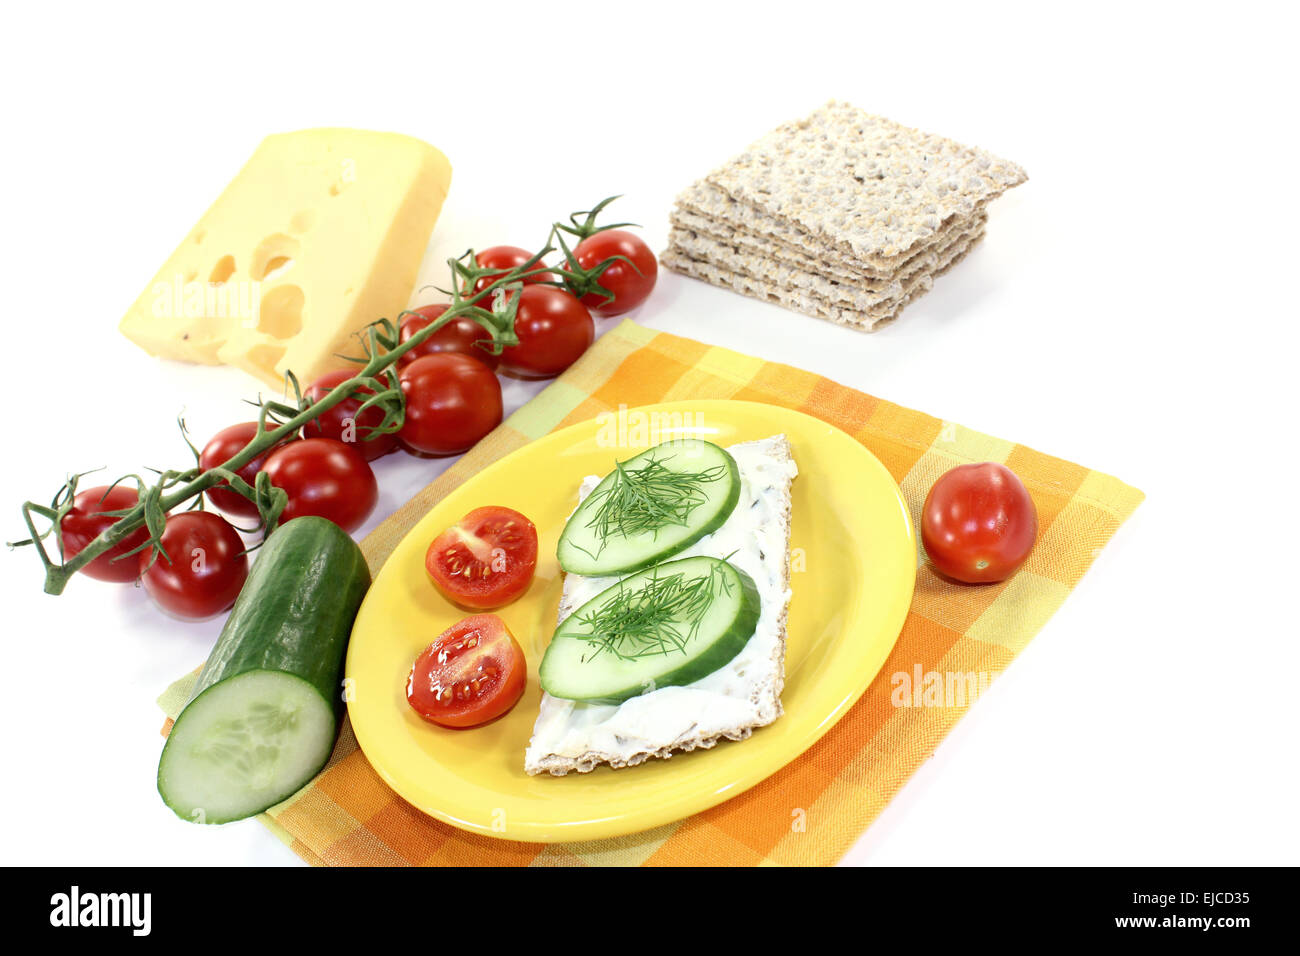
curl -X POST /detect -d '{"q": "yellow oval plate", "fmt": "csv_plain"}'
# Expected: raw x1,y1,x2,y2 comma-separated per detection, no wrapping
346,400,915,843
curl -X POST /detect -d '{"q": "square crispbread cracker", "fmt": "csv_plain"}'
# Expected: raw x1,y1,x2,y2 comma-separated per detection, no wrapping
705,100,1026,266
524,435,796,777
672,208,904,286
668,210,987,308
661,228,985,331
675,180,990,280
664,219,983,314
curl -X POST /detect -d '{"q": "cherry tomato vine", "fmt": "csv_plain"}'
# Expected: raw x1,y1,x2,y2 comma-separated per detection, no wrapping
10,197,650,596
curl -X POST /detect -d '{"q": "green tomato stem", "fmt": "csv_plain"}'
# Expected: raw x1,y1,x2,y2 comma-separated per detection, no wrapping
21,198,630,596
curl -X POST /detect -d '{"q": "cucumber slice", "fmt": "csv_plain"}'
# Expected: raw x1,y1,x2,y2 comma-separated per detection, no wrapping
540,555,761,704
157,516,370,824
157,671,338,825
557,439,740,576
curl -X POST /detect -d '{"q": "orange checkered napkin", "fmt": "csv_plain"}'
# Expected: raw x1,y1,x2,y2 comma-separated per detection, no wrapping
159,320,1142,866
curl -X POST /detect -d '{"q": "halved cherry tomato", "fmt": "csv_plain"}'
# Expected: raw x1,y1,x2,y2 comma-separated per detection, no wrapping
397,353,503,456
200,422,295,520
301,369,398,461
406,614,527,728
497,285,594,379
397,304,499,371
921,462,1038,584
262,437,378,533
472,245,552,297
573,229,658,317
425,506,538,609
139,510,248,621
60,484,153,582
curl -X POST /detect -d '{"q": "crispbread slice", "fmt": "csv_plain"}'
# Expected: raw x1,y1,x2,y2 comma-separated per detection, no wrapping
671,210,900,285
676,180,990,279
706,100,1026,265
524,435,796,776
661,228,985,331
668,210,987,309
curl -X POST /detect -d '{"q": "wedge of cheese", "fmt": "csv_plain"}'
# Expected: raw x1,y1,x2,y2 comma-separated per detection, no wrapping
119,129,451,386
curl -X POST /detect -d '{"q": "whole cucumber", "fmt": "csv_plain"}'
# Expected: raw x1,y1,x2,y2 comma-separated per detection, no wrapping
158,516,370,824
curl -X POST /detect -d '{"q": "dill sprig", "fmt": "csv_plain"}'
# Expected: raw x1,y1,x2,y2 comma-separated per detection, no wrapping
577,563,735,663
580,450,727,559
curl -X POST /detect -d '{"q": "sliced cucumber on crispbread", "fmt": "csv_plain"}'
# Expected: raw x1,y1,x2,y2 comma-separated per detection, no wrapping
557,438,740,575
540,555,760,704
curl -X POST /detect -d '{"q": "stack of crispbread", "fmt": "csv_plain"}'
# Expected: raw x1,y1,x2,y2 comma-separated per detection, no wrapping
662,102,1027,331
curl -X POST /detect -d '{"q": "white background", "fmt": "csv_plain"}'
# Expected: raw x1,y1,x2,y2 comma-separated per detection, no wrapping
1,1,1296,866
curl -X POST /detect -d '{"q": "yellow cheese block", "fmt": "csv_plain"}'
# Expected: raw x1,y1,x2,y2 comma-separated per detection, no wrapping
120,129,451,386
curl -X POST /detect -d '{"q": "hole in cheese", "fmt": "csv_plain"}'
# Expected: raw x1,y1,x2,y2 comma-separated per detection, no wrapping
261,256,294,281
258,256,292,282
252,233,301,281
209,255,236,285
257,284,304,339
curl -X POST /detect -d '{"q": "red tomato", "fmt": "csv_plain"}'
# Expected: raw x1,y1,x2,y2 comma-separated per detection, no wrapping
425,506,538,609
497,285,594,379
921,463,1038,584
262,438,378,534
574,229,658,317
200,422,295,520
397,304,499,371
406,614,527,728
139,511,248,621
301,368,398,461
397,353,502,456
472,245,552,298
60,485,152,583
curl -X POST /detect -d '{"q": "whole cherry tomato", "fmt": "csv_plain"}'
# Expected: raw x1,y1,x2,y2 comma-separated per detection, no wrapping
397,353,502,456
200,422,295,520
573,229,658,317
139,511,248,620
472,246,552,298
397,304,499,371
497,285,594,379
60,485,153,583
301,368,398,461
262,438,378,534
921,463,1038,584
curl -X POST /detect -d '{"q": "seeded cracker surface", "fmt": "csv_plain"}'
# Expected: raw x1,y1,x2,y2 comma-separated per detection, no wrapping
707,100,1026,264
668,212,987,310
675,181,990,278
663,101,1025,330
662,231,984,332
